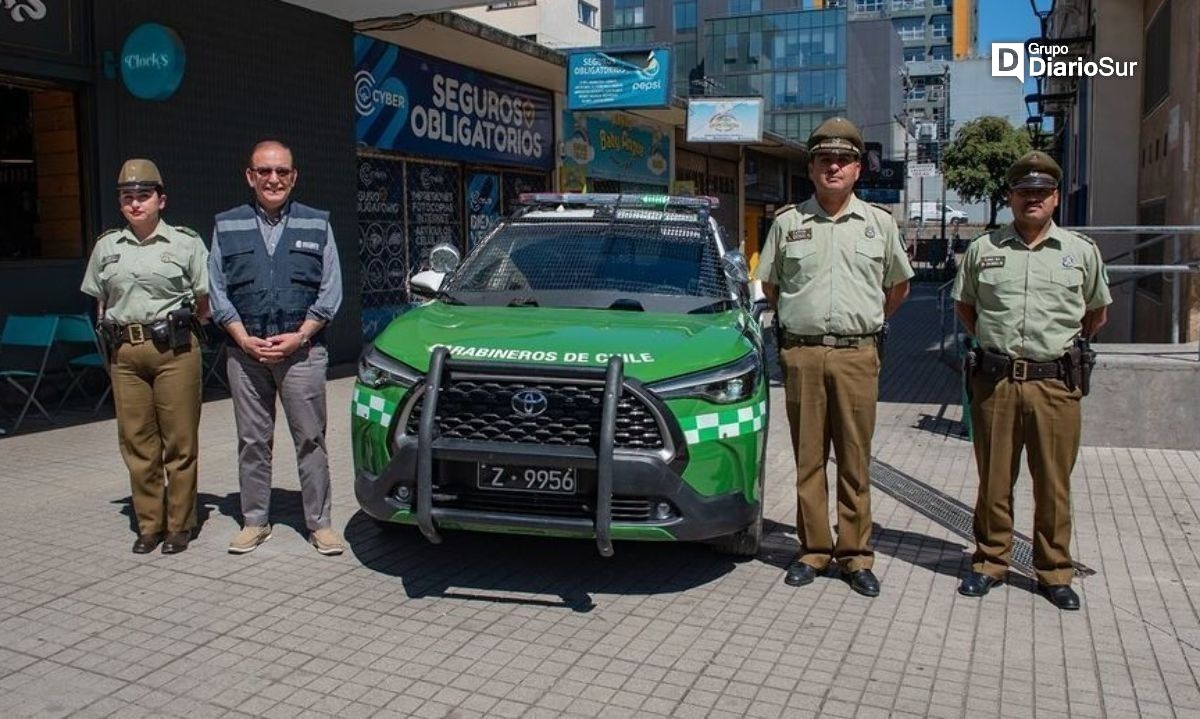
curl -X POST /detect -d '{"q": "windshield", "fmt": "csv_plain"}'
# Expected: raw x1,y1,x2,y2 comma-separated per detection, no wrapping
442,219,733,312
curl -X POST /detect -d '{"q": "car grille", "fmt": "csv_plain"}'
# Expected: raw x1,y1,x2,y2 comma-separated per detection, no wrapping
433,489,657,521
404,380,665,450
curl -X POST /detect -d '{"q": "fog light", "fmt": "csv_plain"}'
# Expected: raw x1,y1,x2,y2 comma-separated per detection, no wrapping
396,486,411,502
654,502,673,520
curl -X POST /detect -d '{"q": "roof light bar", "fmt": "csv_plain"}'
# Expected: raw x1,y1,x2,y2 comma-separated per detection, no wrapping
516,193,720,210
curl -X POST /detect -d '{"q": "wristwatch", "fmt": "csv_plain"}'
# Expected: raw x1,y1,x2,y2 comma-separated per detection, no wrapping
299,332,311,348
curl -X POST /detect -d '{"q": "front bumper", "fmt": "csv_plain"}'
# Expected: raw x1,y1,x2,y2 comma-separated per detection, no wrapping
355,349,759,554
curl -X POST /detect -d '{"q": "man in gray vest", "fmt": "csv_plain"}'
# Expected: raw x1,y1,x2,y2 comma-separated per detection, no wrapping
209,139,344,555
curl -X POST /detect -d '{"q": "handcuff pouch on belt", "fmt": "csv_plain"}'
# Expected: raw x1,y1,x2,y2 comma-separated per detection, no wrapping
165,307,194,350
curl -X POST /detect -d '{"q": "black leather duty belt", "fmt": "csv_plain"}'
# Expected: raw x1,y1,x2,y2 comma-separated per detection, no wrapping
115,320,169,346
980,351,1064,381
782,332,877,348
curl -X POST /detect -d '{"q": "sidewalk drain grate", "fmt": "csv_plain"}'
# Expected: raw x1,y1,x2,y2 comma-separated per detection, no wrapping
870,458,1094,579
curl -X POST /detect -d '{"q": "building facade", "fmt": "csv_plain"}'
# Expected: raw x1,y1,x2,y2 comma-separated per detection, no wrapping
1046,0,1199,344
455,0,602,48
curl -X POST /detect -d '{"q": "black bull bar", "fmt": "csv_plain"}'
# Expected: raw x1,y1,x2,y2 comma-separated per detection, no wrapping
415,346,625,557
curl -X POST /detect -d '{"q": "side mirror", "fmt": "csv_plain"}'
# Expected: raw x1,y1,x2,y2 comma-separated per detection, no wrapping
410,270,445,301
429,242,461,274
721,251,750,284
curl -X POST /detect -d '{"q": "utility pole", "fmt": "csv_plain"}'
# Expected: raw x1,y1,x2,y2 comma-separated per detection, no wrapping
938,62,951,260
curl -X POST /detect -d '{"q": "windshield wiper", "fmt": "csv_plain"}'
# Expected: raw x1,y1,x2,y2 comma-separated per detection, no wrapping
508,296,540,307
687,298,737,314
606,298,645,312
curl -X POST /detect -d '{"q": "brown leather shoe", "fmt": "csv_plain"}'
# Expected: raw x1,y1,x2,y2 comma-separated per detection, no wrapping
161,531,191,554
132,533,162,554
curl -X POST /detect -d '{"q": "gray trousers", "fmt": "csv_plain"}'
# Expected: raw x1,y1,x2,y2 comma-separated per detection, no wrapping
227,344,332,530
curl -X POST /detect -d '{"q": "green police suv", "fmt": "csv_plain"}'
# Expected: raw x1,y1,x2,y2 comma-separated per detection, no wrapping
352,194,767,556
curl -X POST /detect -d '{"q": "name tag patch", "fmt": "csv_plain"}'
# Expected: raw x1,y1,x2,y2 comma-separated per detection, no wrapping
787,229,812,242
980,256,1006,269
295,240,321,251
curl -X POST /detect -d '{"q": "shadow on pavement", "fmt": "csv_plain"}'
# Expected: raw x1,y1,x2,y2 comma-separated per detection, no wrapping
111,488,311,539
343,510,742,611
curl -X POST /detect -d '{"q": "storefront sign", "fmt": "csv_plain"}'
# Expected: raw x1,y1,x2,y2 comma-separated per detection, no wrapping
406,161,462,272
686,98,764,143
567,48,670,111
466,171,501,250
355,36,553,170
561,111,669,188
120,23,186,101
1,0,77,59
358,157,409,341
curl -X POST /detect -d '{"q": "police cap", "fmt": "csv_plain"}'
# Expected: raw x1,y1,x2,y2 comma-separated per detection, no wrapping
116,159,164,191
1006,151,1061,190
807,117,865,157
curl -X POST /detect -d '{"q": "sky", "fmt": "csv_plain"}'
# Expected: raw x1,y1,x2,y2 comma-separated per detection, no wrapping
977,0,1042,53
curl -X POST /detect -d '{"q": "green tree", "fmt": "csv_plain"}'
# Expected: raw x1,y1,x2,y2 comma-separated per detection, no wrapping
941,116,1032,228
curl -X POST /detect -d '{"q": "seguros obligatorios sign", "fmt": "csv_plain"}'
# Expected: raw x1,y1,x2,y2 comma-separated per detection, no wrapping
355,35,552,170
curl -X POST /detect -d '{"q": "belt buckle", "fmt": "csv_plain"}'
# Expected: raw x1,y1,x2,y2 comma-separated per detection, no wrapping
1011,358,1028,381
821,335,836,347
127,324,145,345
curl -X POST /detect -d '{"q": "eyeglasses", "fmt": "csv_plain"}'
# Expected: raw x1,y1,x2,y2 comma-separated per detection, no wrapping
250,166,295,180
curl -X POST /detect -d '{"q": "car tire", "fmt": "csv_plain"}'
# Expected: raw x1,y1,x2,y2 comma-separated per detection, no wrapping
713,463,764,557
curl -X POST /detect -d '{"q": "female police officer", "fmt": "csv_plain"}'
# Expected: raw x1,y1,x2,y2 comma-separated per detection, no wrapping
81,159,210,554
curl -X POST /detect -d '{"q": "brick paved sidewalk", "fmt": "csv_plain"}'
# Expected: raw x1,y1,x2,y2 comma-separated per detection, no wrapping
1,284,1198,718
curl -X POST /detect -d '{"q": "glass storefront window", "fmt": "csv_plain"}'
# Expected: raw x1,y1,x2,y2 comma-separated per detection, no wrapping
0,81,84,260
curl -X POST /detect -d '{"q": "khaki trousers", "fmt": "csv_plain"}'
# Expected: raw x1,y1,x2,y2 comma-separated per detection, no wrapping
110,335,202,536
780,343,879,572
969,375,1081,586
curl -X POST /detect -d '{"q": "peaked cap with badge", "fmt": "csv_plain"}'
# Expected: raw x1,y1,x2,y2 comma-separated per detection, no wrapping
807,117,865,157
117,158,164,190
1006,150,1061,190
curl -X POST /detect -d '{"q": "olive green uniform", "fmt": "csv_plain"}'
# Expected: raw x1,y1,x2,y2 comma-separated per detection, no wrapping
81,220,209,536
952,221,1111,585
755,195,914,571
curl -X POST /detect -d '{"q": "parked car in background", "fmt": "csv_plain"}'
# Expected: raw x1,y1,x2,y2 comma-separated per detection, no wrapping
908,201,968,225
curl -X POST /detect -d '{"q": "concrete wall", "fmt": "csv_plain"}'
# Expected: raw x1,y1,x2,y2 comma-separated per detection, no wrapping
1082,344,1200,450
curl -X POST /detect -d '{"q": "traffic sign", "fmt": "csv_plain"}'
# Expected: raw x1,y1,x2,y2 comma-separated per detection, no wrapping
908,162,938,178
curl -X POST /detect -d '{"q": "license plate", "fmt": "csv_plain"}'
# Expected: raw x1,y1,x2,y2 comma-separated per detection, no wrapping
477,464,578,494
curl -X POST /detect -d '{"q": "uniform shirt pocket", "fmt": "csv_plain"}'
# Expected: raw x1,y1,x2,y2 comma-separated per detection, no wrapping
782,240,819,284
978,267,1022,307
854,236,886,283
1051,268,1084,301
151,262,188,293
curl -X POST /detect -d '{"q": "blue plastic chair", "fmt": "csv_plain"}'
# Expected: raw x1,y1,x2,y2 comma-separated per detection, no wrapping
0,315,60,433
55,314,111,414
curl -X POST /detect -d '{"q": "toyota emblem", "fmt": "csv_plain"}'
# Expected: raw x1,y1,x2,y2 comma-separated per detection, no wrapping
511,389,549,418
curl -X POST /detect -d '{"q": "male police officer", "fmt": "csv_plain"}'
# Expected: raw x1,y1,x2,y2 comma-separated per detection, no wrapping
209,140,344,556
754,118,914,596
952,151,1111,610
82,159,209,554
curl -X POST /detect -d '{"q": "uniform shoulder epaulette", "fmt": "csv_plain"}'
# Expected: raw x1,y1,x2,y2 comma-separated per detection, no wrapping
173,225,201,238
773,204,797,218
868,202,893,216
1063,228,1096,245
96,228,122,241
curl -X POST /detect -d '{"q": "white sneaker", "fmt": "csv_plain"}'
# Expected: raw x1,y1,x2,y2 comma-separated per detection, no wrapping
228,525,272,554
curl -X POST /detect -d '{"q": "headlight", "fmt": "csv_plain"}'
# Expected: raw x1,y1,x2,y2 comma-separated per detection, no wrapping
357,345,422,389
649,352,761,404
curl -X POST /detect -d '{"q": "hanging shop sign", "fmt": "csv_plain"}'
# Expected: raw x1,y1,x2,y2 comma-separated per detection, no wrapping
120,23,187,101
561,111,669,188
354,35,553,170
566,47,671,111
686,98,764,143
